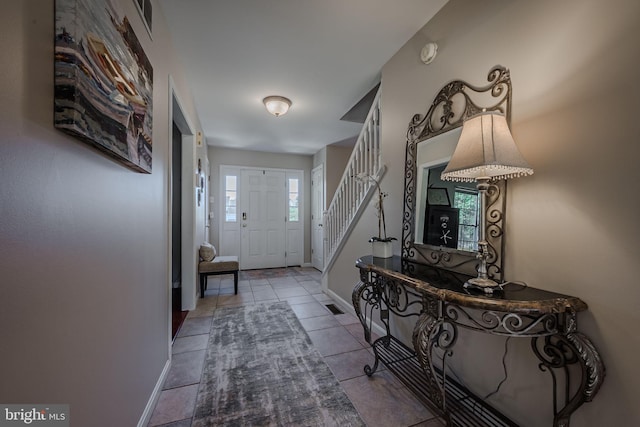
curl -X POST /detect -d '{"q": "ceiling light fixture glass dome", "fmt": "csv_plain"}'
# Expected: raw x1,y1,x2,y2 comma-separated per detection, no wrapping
263,96,292,117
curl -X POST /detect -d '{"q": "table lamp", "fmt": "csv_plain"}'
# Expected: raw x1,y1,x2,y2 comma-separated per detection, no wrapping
441,112,533,294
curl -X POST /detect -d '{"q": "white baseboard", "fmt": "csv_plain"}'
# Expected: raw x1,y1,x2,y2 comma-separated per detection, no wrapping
324,288,386,338
301,262,314,268
137,358,171,427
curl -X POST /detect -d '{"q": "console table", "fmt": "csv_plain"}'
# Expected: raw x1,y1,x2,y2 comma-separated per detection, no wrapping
353,255,604,427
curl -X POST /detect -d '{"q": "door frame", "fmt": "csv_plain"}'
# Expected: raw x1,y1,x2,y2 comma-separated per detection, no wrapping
311,164,324,271
219,165,304,269
167,76,197,346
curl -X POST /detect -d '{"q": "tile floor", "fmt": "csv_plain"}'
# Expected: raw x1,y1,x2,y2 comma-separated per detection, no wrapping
148,267,445,427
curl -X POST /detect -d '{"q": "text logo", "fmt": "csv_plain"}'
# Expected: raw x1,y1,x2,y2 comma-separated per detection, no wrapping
0,405,69,427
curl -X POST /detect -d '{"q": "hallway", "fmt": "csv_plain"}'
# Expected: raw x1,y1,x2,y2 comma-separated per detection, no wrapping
148,267,444,427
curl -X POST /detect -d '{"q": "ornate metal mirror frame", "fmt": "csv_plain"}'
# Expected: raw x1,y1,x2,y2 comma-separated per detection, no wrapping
401,65,512,280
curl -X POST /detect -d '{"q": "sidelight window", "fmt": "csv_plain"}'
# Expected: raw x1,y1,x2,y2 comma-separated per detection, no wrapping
225,175,237,222
288,178,299,222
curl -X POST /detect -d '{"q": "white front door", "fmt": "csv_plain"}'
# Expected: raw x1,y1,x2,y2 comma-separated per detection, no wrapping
311,165,324,271
240,169,286,269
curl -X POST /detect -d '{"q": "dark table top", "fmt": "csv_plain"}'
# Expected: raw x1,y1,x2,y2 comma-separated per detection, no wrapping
356,255,587,314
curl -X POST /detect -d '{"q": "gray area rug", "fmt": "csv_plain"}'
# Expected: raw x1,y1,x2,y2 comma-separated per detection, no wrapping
192,301,365,426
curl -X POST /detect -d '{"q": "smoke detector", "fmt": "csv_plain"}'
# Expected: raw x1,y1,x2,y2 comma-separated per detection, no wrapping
420,42,438,65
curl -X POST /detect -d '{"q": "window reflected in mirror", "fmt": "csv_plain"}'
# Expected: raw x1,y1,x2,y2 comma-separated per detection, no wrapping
453,187,479,251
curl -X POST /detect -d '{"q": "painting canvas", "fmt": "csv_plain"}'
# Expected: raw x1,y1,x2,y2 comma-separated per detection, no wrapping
424,206,460,248
54,0,153,173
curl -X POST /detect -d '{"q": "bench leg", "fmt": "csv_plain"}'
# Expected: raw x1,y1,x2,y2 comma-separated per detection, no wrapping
199,270,238,297
233,271,238,295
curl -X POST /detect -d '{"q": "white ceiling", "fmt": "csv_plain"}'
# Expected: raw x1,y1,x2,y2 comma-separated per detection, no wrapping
159,0,447,155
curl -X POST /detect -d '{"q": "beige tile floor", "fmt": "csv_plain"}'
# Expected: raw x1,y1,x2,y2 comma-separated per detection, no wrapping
148,267,444,427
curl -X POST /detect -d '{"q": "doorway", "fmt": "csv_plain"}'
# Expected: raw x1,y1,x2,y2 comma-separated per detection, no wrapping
167,77,199,347
219,166,304,270
171,122,187,339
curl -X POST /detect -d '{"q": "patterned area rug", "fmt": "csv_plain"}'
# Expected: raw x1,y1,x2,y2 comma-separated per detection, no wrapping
192,301,365,426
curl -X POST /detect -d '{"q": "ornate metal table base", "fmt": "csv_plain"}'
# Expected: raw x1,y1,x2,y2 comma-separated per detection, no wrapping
354,256,605,427
531,332,604,427
366,334,517,427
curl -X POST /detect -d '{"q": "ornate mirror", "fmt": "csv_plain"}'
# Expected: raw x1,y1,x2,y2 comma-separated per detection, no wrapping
401,66,512,280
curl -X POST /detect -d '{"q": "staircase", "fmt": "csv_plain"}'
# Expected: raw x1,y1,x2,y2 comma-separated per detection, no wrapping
323,88,384,272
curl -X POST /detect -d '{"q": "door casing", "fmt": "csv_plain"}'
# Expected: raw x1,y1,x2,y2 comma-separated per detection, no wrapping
311,164,324,271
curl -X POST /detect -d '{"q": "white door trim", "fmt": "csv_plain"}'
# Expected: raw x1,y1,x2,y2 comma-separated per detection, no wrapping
311,164,325,271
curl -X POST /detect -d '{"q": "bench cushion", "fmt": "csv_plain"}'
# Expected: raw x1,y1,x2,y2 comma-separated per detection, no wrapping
198,255,239,273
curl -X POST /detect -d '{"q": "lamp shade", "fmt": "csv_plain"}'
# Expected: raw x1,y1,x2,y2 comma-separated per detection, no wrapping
263,96,291,117
441,112,533,182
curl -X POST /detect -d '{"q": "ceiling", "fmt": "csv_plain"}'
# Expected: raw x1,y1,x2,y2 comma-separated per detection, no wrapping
159,0,447,155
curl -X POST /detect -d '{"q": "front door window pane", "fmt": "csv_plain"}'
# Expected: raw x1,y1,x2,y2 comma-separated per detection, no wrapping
225,176,237,222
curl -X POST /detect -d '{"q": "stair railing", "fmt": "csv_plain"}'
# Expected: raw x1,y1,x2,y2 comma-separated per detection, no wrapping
323,88,384,272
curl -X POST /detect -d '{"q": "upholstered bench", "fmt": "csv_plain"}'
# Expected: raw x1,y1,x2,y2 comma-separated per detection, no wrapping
198,243,239,298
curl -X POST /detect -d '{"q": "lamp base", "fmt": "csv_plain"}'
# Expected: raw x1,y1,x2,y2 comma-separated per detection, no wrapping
463,277,500,294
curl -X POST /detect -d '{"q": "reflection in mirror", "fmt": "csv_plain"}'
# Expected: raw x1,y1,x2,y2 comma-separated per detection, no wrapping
414,128,479,253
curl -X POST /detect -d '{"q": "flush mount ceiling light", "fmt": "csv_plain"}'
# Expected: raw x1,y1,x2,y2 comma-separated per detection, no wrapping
263,96,292,117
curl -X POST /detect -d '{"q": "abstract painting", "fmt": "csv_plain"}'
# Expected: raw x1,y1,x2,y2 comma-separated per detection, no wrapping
54,0,153,173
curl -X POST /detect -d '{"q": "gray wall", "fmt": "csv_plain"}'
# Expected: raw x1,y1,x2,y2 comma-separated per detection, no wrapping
0,2,203,426
327,0,640,425
207,146,313,264
312,145,353,212
325,145,353,207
